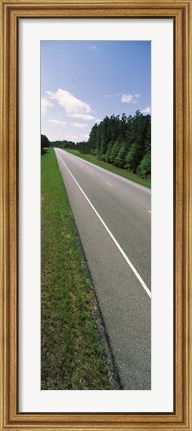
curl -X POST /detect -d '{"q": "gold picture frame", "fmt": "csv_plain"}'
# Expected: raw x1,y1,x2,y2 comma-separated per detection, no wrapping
0,0,191,429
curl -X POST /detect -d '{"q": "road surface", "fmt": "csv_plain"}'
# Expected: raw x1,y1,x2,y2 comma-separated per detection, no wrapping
55,148,151,390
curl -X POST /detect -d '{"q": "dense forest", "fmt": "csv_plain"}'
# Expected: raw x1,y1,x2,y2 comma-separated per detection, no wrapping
41,110,151,179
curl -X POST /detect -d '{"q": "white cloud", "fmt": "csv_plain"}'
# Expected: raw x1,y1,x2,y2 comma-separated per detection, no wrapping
121,93,140,104
41,97,53,115
104,93,120,98
48,119,67,126
64,134,80,141
121,94,133,103
70,122,88,128
81,133,89,141
141,106,151,114
63,132,89,143
90,45,98,50
68,113,95,121
47,89,92,116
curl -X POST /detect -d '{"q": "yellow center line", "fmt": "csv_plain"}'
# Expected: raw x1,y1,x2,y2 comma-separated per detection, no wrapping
106,181,113,188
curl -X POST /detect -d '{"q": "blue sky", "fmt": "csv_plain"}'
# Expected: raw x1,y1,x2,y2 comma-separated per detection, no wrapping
41,41,151,142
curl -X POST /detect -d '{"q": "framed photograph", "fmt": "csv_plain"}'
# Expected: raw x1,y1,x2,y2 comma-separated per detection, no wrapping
0,0,191,430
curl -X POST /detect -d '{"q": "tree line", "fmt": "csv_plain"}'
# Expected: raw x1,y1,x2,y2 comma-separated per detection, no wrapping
76,111,151,178
41,110,151,179
41,135,75,154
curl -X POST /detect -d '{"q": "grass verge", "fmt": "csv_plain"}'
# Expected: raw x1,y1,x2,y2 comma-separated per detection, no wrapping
64,149,151,188
41,148,113,389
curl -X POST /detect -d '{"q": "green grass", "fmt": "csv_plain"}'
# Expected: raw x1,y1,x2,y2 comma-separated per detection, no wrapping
64,149,151,188
41,148,113,390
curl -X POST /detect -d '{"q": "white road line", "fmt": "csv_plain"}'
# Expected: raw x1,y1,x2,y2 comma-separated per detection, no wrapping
56,150,151,299
106,181,113,188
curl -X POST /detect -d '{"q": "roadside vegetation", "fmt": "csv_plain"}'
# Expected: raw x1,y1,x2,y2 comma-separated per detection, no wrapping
41,110,151,186
41,148,113,389
76,111,151,180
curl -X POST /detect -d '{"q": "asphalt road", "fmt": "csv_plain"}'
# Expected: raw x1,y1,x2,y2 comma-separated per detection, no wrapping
55,148,151,390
